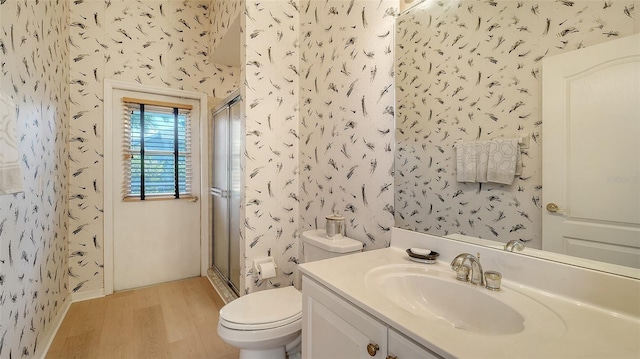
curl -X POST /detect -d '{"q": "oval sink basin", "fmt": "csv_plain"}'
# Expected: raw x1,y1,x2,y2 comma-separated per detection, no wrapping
365,264,565,336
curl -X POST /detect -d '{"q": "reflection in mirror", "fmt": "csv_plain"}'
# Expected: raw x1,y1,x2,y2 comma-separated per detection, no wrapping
394,0,640,276
542,34,640,272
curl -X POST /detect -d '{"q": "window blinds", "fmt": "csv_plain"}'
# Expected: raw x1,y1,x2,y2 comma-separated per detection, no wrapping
121,99,192,200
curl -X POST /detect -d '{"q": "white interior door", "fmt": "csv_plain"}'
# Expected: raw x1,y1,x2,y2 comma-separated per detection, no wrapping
111,89,201,291
542,34,640,269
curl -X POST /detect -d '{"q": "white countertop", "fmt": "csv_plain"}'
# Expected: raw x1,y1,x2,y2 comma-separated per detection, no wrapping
299,246,640,358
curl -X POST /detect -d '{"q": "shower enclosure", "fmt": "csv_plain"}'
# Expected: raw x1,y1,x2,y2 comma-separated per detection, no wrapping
210,90,241,295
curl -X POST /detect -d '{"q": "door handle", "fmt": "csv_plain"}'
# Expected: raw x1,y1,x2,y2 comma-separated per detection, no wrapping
546,203,565,213
210,188,229,198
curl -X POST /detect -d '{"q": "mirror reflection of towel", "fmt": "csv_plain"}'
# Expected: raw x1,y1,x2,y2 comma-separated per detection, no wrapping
455,142,477,182
455,140,491,183
474,141,490,183
456,138,522,185
487,138,520,185
0,92,24,195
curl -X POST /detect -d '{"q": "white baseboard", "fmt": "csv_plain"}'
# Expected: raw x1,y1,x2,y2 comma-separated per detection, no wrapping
71,288,105,302
35,295,72,359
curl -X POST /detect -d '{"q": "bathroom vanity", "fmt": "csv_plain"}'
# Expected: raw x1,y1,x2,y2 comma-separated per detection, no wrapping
299,228,640,359
302,276,438,358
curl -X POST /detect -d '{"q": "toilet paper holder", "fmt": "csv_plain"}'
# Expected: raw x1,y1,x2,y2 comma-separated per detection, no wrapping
253,257,277,278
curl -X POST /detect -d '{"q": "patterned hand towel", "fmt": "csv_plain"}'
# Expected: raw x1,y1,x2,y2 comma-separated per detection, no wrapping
455,142,477,182
487,138,520,185
474,140,491,183
0,92,24,195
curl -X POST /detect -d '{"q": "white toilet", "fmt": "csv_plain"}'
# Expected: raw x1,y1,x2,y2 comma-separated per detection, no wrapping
217,229,364,359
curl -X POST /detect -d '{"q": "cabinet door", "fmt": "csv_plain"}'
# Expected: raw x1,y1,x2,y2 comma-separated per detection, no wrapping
388,329,442,359
303,277,387,359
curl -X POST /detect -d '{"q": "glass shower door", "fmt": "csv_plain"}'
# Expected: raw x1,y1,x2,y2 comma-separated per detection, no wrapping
228,99,242,292
211,105,230,281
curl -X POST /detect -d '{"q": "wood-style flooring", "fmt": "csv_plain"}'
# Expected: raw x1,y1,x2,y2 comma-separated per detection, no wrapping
46,276,239,359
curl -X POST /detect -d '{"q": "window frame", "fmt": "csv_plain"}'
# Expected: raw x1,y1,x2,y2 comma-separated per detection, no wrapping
122,97,194,201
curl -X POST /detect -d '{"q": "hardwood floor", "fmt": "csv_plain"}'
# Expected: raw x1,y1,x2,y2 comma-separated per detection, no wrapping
46,277,240,359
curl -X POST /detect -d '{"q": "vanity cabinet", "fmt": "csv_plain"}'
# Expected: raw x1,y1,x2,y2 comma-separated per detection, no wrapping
387,329,439,359
302,276,442,359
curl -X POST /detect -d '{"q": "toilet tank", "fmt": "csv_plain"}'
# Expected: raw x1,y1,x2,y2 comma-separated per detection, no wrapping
301,229,364,262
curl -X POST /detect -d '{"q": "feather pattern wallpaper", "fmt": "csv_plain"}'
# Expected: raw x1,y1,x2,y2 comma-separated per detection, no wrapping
299,0,398,251
0,0,70,357
68,0,240,294
0,2,637,355
241,0,301,294
210,0,242,54
395,0,639,249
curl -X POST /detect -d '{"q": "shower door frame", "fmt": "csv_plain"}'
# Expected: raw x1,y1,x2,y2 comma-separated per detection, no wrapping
210,89,242,295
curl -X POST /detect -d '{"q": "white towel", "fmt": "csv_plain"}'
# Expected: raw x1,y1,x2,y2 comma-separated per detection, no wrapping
474,141,490,183
487,138,520,185
0,92,24,195
455,142,476,182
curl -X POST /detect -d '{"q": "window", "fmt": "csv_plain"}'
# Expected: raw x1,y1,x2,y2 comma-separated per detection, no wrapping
122,97,192,200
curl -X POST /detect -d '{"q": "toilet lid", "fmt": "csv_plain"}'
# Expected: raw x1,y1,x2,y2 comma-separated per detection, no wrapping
219,286,302,328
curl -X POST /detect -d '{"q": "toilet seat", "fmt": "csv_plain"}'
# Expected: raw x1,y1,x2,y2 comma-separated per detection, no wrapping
217,317,302,352
219,286,302,331
219,312,301,331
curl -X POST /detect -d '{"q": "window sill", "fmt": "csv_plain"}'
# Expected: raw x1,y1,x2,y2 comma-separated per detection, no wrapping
122,195,197,202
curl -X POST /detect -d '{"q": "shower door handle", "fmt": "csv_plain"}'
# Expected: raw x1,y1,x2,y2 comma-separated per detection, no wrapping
210,188,229,198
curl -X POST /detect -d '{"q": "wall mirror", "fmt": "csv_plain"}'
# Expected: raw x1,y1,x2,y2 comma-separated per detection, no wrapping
394,0,640,278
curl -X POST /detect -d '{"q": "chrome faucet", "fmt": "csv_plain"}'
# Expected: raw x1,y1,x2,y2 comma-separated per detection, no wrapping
504,240,525,252
451,253,484,286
